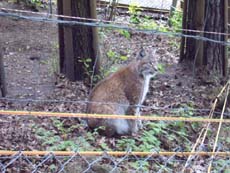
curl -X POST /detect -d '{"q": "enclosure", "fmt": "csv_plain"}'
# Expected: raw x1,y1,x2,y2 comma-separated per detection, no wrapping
0,0,230,172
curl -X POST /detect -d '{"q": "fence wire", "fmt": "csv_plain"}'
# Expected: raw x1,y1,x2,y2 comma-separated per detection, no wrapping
0,8,230,46
0,151,230,172
98,0,173,11
0,1,230,172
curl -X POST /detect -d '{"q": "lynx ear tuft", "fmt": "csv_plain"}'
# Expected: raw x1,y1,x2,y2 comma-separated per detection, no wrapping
136,47,146,61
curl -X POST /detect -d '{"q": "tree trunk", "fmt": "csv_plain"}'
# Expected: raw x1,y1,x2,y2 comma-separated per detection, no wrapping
107,0,118,21
180,0,227,77
203,0,227,76
58,0,100,81
180,0,204,64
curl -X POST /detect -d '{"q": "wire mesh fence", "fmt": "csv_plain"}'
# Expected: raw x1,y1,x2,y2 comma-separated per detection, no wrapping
0,109,230,172
0,0,230,172
0,150,230,172
98,0,173,10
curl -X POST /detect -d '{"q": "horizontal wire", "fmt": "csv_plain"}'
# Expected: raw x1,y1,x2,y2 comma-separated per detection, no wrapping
1,7,230,37
0,7,130,26
0,150,229,157
0,110,230,123
97,1,170,13
1,97,230,118
0,97,211,112
0,12,229,115
0,11,229,47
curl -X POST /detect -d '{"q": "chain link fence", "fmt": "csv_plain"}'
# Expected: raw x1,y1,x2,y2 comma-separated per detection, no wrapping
98,0,173,11
1,151,230,172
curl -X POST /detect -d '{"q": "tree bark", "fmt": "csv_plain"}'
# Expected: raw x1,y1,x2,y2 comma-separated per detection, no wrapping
203,0,226,76
180,0,227,77
58,0,100,81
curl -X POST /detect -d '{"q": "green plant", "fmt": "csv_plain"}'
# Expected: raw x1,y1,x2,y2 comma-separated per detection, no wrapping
51,118,82,135
117,29,131,39
100,49,128,78
140,121,167,151
169,121,187,137
30,0,42,5
128,2,142,24
174,103,194,117
116,138,138,151
212,159,230,173
79,58,92,73
49,140,78,151
169,40,181,49
35,127,61,147
128,2,169,32
83,127,111,151
169,11,183,31
116,122,166,152
226,137,230,144
107,50,117,59
12,0,46,9
78,57,100,83
52,118,67,134
106,50,128,62
35,125,95,151
140,19,157,29
49,164,57,172
115,117,192,152
157,63,166,74
140,18,168,32
129,160,150,172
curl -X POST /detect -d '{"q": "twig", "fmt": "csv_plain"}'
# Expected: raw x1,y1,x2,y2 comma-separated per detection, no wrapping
207,82,229,172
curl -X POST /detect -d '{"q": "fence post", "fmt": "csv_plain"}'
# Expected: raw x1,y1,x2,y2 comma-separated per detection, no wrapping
224,0,228,76
170,0,178,16
179,0,187,62
0,46,6,97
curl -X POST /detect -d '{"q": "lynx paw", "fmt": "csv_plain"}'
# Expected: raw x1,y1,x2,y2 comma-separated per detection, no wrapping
138,120,143,129
133,122,139,133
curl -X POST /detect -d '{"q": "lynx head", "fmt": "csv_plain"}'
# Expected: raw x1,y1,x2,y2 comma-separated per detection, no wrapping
136,48,158,78
138,60,158,78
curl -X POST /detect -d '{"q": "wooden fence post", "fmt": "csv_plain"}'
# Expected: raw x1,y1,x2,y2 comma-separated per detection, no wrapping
0,47,6,97
224,0,228,76
170,0,178,16
179,0,187,62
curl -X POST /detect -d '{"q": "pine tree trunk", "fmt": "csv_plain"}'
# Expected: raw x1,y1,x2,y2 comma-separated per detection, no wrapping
203,0,226,76
180,0,227,77
58,0,100,81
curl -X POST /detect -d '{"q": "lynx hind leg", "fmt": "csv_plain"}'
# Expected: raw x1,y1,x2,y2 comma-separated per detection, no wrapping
125,108,139,135
128,119,138,135
112,119,131,135
88,119,117,137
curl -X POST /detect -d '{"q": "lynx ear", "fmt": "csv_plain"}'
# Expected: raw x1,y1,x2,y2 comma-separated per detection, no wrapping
136,47,146,61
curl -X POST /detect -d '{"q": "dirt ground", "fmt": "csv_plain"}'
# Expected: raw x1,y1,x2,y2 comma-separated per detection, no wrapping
0,1,229,172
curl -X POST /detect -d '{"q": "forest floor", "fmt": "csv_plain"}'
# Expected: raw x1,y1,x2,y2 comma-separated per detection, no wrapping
0,1,229,172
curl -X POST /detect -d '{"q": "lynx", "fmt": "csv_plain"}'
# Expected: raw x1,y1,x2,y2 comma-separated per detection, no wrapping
86,55,157,137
